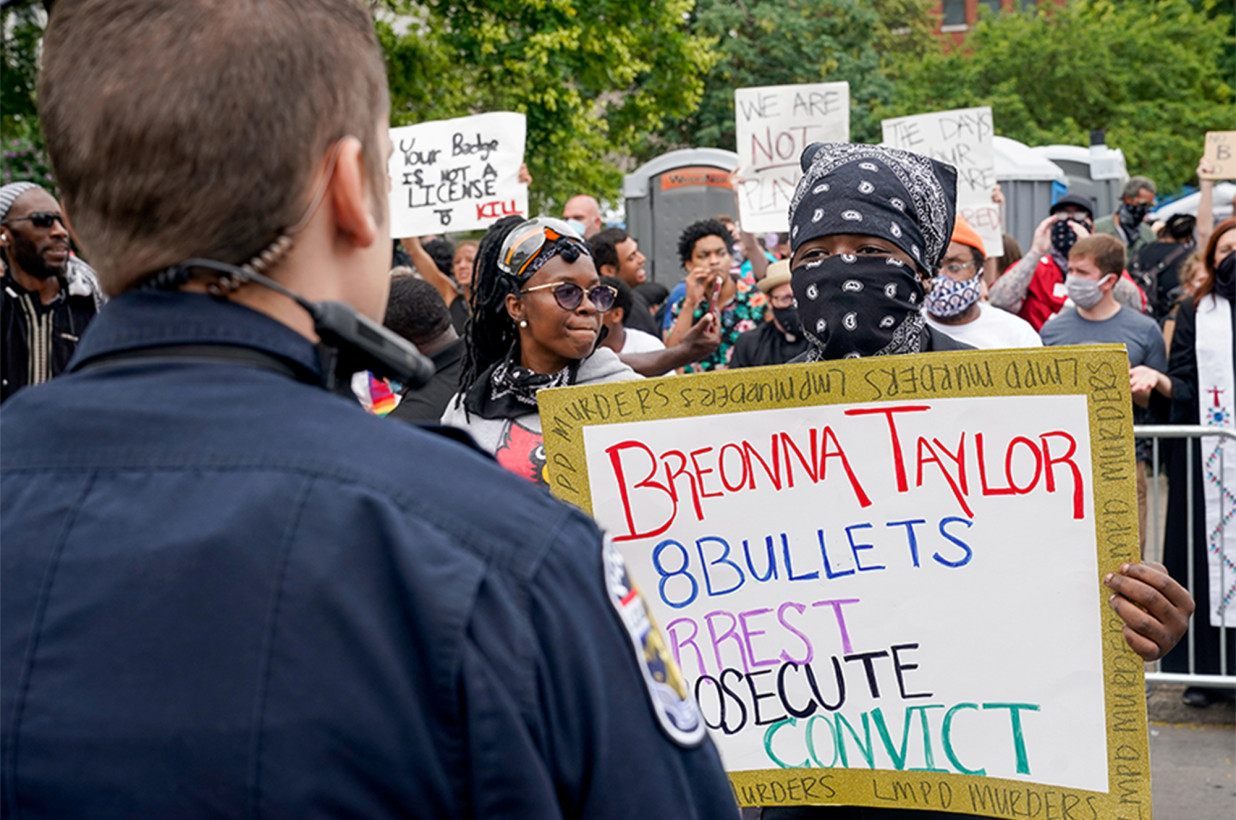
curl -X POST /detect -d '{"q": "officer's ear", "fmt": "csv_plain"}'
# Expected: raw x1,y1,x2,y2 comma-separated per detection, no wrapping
328,135,378,250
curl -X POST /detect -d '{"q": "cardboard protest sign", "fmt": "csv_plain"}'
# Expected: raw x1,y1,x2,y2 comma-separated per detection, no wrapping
1202,131,1236,180
734,83,850,234
882,107,1004,258
387,112,528,237
539,346,1150,815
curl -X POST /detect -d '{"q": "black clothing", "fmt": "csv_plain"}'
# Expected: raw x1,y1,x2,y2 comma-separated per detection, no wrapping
1154,296,1236,676
448,294,470,336
389,337,465,423
1,274,97,402
789,326,973,364
1,289,736,818
624,289,663,338
730,320,809,368
1135,241,1192,319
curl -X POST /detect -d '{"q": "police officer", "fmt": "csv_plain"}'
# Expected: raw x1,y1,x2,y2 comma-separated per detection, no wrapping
0,1,736,817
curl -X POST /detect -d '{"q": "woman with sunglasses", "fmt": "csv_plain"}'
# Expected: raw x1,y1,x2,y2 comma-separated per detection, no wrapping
442,216,636,485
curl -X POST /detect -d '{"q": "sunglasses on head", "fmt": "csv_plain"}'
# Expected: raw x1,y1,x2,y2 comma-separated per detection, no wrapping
498,217,585,280
3,212,67,230
519,281,617,312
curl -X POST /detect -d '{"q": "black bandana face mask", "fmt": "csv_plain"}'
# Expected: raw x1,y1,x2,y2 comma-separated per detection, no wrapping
772,305,803,337
1051,219,1084,259
791,254,925,359
1215,251,1236,301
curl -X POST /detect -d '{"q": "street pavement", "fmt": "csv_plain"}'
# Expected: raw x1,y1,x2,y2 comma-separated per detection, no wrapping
1148,684,1235,820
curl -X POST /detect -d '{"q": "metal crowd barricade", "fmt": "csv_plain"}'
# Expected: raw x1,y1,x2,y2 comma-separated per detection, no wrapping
1135,424,1236,689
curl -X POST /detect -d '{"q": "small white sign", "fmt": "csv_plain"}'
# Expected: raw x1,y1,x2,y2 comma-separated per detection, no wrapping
387,112,528,237
734,83,851,234
883,107,1004,257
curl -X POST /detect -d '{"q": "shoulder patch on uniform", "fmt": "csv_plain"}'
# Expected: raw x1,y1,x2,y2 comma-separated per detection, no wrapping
602,535,706,747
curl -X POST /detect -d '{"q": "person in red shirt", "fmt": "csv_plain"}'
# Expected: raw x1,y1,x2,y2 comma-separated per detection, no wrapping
990,194,1145,330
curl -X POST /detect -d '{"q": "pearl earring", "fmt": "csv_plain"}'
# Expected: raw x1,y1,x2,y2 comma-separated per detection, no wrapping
519,319,528,328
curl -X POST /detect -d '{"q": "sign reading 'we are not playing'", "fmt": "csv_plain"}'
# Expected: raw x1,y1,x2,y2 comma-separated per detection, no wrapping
733,83,850,234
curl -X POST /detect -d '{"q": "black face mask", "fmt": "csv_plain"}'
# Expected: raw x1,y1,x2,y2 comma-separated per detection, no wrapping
1215,252,1236,301
791,254,925,359
1051,219,1084,259
772,304,802,338
1122,201,1152,227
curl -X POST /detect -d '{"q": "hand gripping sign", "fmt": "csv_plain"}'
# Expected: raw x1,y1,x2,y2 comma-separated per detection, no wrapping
538,346,1151,816
387,112,528,237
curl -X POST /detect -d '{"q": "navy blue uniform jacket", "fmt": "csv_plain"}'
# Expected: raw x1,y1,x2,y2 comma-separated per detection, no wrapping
1,291,736,819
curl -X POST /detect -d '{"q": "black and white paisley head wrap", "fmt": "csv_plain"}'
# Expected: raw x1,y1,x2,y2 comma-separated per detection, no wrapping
788,142,958,275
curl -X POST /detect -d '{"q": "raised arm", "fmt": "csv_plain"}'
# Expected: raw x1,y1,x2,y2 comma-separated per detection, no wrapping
1196,158,1216,249
989,215,1055,314
621,314,719,376
404,236,459,308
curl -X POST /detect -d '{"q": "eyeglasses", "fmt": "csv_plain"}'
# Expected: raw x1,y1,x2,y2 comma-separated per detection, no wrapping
520,281,617,312
3,212,67,230
937,260,975,275
498,217,585,279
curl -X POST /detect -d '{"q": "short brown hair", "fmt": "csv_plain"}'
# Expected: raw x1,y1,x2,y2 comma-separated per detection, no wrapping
1069,234,1126,277
40,0,388,295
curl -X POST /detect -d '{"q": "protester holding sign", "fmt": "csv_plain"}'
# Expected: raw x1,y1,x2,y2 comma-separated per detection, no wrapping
1152,217,1236,707
783,142,1188,657
757,141,1195,820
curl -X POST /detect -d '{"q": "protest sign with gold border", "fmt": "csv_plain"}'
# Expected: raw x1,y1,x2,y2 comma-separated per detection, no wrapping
539,345,1151,817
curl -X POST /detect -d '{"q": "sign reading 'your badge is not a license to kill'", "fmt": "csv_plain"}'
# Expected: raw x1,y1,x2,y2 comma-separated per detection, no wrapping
539,346,1151,817
387,112,528,237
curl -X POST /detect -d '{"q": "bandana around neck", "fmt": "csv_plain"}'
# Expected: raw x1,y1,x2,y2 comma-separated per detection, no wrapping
464,347,580,420
792,254,926,360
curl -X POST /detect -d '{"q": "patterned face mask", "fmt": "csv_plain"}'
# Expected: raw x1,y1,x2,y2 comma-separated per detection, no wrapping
792,254,925,359
923,273,982,318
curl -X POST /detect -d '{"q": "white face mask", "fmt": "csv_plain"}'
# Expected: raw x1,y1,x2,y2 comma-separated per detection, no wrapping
564,218,587,237
1065,273,1113,309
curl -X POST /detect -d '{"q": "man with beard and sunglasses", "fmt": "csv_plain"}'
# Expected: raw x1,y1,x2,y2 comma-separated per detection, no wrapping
757,142,1194,820
0,182,104,402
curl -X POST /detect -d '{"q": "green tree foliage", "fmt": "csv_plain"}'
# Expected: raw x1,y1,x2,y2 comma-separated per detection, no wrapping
1,2,57,191
379,0,716,211
644,0,936,158
880,0,1234,193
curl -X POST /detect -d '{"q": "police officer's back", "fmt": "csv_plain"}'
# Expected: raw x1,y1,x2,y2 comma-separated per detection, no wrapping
0,2,736,817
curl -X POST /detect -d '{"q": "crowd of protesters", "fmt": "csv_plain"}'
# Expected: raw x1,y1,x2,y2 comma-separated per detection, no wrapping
0,1,1229,817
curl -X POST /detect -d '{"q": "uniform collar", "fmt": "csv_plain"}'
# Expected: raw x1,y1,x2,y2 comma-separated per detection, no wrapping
67,289,322,380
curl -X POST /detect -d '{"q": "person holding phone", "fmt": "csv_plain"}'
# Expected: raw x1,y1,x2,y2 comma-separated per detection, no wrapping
665,218,767,372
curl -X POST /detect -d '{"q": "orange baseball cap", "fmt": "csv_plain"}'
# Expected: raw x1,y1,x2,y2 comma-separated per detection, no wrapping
950,215,985,257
